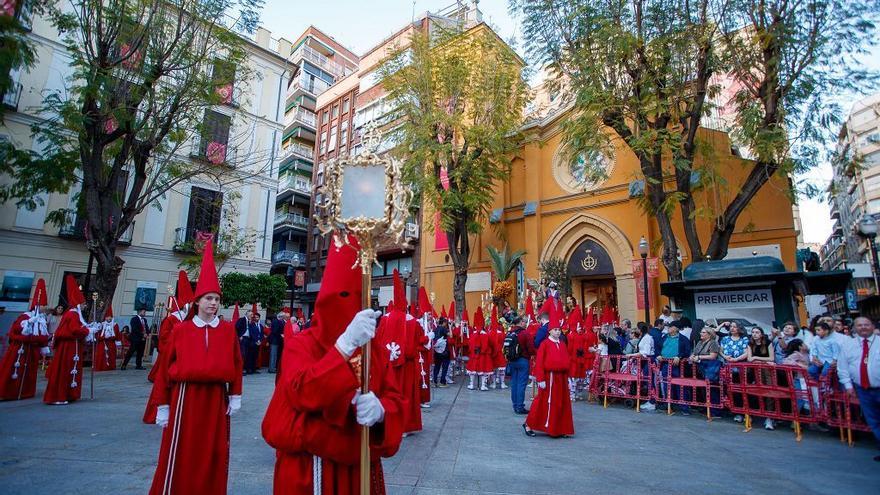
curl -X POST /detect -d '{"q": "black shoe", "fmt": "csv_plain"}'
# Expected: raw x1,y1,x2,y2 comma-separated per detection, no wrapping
522,423,536,437
268,370,276,374
514,408,529,415
120,365,126,370
135,366,145,370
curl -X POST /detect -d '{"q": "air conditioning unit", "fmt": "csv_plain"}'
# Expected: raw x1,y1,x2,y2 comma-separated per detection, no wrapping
405,222,419,239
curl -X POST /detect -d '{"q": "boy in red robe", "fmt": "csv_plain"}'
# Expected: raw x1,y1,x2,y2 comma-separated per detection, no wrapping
43,275,91,405
148,240,243,495
262,235,405,494
567,322,590,401
467,307,494,391
524,323,574,438
0,279,50,400
94,304,120,372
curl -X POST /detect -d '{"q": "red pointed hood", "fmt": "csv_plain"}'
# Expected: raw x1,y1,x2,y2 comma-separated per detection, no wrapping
473,307,485,331
193,238,221,301
440,304,448,319
251,302,259,316
176,270,194,306
551,301,564,330
461,308,470,325
296,308,304,320
418,286,433,316
386,299,395,312
584,307,595,331
65,274,85,307
104,303,114,318
409,303,419,318
232,302,240,322
311,235,363,348
448,300,456,321
525,294,535,321
490,306,501,332
537,299,553,319
567,304,583,332
393,269,407,310
30,278,47,311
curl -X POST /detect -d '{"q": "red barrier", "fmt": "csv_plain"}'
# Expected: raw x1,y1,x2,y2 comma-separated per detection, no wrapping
655,360,723,421
722,362,820,440
591,355,652,411
820,368,872,446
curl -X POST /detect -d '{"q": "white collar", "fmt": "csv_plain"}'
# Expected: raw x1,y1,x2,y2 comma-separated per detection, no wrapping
193,315,220,328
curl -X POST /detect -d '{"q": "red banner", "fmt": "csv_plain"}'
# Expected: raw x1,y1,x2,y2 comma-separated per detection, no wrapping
294,270,306,288
632,258,659,311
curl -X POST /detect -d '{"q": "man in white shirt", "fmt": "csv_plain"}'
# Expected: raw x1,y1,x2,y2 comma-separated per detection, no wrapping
658,306,674,326
837,317,880,462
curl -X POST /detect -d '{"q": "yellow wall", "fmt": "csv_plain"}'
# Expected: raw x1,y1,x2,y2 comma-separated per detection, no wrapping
419,113,799,322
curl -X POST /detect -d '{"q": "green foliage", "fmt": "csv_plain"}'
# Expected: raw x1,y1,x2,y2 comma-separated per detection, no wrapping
220,272,287,313
539,257,571,299
177,191,260,274
487,245,527,281
0,1,50,121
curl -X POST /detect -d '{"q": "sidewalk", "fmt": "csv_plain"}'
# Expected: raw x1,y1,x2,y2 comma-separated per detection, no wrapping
0,370,876,494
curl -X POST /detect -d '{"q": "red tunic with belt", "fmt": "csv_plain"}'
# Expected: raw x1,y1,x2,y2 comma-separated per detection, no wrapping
469,330,494,373
148,317,243,495
377,311,411,431
262,323,405,495
402,316,426,432
94,322,120,372
526,338,574,437
43,309,90,404
491,328,507,369
144,312,183,422
0,313,49,400
567,330,590,378
583,329,599,372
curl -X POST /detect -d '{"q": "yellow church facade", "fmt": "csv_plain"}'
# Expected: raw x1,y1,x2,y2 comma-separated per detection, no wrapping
418,109,801,324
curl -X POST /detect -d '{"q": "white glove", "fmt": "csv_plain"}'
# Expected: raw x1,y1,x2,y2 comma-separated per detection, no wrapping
434,337,447,354
353,391,385,427
156,405,169,428
336,309,381,357
227,395,241,416
40,346,50,357
537,381,547,390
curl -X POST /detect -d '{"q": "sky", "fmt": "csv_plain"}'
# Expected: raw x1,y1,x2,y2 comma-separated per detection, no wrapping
256,0,880,245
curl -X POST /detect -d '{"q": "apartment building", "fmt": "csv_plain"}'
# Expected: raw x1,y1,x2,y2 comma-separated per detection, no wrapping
0,6,292,330
272,27,358,313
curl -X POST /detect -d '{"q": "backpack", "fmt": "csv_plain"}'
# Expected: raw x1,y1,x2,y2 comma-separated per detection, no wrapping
503,330,521,362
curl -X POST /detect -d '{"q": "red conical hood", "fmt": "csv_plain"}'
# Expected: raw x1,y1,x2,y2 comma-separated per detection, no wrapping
551,301,564,330
525,294,535,320
490,306,500,332
392,269,407,309
441,304,448,319
176,270,194,306
418,286,433,316
30,278,47,310
409,303,419,318
448,300,456,321
65,274,85,307
537,299,553,318
386,299,395,312
232,302,240,322
473,307,485,331
296,308,304,320
461,308,470,324
311,235,363,348
251,302,258,315
104,303,113,318
193,238,221,301
567,304,583,332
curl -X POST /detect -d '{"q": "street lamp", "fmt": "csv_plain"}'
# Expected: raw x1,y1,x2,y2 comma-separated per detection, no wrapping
858,215,880,296
638,236,650,325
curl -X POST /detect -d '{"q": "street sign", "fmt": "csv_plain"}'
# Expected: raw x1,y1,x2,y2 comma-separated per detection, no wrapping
846,289,858,311
857,288,871,296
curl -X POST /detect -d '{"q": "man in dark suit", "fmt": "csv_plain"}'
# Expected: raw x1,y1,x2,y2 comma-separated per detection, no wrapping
122,308,148,370
236,311,263,374
268,310,287,373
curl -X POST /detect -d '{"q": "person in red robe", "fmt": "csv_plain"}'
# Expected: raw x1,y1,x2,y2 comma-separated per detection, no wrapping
43,275,92,405
0,279,50,400
524,324,574,438
490,306,508,390
467,307,494,391
459,309,471,378
148,239,243,495
149,271,193,383
94,304,120,372
376,270,419,434
415,288,434,407
567,323,590,401
262,235,405,494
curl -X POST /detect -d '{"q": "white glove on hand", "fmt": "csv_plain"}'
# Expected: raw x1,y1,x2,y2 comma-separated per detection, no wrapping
537,381,547,390
40,346,50,357
354,391,385,427
227,395,241,416
427,331,435,340
336,309,381,358
156,405,169,428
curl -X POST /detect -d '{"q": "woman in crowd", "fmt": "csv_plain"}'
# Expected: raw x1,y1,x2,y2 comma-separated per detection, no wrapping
773,322,799,365
746,326,776,430
690,327,722,417
782,338,814,416
148,239,243,495
523,323,573,438
719,322,749,422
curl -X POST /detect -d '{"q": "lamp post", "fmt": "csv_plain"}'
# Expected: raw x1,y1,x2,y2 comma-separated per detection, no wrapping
858,215,880,300
315,124,411,494
638,236,650,325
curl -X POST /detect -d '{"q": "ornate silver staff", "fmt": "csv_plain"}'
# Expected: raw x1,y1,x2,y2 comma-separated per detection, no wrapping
315,124,412,495
90,292,98,400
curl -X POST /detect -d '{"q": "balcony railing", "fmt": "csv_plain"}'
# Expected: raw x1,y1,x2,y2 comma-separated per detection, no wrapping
280,142,315,163
173,226,218,252
289,73,331,99
293,44,349,78
271,250,306,267
190,136,231,165
2,82,22,111
273,212,309,230
278,174,312,195
285,107,317,129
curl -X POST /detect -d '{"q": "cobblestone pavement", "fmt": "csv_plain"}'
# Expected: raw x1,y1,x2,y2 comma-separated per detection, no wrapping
0,368,877,494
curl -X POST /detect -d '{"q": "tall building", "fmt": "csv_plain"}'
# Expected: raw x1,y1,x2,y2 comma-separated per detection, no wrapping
272,27,358,314
0,8,291,335
306,2,483,308
819,92,880,317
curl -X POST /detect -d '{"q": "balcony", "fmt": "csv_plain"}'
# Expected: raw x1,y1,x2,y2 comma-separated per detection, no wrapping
285,107,317,131
292,44,349,79
830,202,840,220
59,215,133,245
286,73,331,105
273,212,309,231
277,174,312,203
279,141,315,165
271,249,306,267
2,82,22,111
190,136,232,166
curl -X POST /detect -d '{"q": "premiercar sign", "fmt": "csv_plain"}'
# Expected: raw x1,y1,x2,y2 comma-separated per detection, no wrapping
695,290,773,308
